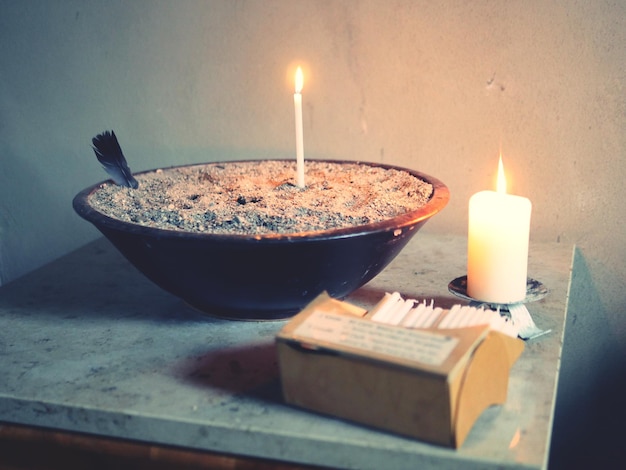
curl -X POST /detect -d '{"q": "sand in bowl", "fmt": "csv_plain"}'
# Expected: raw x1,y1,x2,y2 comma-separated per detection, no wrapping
88,160,434,236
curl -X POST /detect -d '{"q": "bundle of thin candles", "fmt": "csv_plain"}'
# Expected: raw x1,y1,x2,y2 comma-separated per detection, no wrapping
366,292,519,338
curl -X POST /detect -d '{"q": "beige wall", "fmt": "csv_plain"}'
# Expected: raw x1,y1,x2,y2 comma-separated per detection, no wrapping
1,1,624,465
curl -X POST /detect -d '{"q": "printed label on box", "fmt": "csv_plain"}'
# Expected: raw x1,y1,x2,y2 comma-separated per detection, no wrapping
293,310,459,367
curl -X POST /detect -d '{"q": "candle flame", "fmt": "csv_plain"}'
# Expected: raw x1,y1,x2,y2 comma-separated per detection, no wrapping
496,154,507,194
295,67,303,94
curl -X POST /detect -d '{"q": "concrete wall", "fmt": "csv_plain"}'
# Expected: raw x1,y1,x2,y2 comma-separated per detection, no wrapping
1,1,624,466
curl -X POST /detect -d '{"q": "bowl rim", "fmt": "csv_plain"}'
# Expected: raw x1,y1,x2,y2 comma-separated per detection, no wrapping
73,159,450,243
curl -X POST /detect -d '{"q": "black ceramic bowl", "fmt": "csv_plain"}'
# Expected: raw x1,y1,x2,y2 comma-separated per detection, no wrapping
73,160,449,320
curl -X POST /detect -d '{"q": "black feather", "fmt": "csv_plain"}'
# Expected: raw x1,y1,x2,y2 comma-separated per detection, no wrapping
91,130,139,188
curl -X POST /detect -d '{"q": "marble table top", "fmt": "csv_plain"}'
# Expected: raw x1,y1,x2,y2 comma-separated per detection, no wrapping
0,232,572,469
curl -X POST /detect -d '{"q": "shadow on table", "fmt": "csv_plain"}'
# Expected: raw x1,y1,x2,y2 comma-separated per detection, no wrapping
176,341,284,404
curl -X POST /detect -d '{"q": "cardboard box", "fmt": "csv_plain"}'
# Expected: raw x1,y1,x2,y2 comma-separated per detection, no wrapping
276,293,524,448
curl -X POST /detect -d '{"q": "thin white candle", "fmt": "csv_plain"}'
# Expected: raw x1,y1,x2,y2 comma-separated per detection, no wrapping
438,304,461,329
424,307,443,328
467,156,532,304
411,301,430,328
294,67,305,188
387,299,415,325
400,301,425,327
456,306,477,327
370,291,402,323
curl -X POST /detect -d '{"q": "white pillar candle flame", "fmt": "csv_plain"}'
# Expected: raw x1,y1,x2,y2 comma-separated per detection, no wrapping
467,155,532,304
496,155,506,193
294,67,305,188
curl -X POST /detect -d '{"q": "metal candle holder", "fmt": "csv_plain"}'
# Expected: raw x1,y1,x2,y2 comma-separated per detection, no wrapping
447,276,550,340
448,276,548,310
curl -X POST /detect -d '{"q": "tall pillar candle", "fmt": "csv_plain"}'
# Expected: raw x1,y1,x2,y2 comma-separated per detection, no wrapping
467,159,532,304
